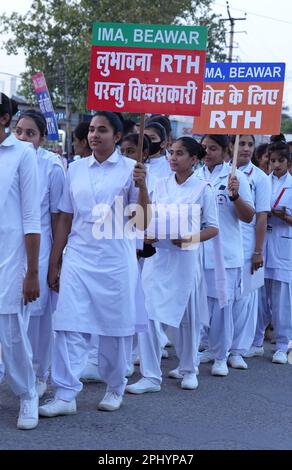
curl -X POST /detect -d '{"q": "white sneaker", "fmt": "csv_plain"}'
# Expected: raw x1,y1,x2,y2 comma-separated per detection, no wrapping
165,339,172,348
133,356,140,366
125,363,135,378
80,363,103,383
126,378,161,394
199,350,214,364
211,360,229,376
97,391,123,411
242,346,264,358
181,373,198,390
228,355,248,369
272,350,288,364
168,367,183,379
36,379,47,398
39,398,77,417
17,394,39,430
161,348,169,358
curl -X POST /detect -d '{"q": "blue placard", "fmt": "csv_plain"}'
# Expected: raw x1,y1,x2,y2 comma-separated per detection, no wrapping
205,62,286,82
35,89,59,141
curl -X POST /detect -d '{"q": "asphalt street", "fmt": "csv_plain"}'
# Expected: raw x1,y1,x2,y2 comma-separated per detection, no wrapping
0,341,291,450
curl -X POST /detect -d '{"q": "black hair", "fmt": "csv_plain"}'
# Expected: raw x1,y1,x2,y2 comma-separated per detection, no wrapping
200,134,230,150
74,121,90,141
123,119,137,135
270,133,286,143
230,134,255,144
16,109,47,137
91,111,123,135
268,141,291,161
121,132,150,152
0,92,18,126
145,121,167,142
175,136,206,160
147,115,172,137
255,143,269,159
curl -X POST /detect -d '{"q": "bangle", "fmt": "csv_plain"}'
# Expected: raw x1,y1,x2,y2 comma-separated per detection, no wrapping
228,193,239,202
253,251,262,255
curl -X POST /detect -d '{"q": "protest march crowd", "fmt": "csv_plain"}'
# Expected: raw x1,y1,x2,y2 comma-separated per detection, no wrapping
0,21,291,433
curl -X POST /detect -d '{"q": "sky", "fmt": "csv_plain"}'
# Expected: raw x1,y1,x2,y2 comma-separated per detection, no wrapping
1,0,292,112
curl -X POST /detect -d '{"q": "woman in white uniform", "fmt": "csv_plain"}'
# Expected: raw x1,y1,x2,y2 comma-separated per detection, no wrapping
14,110,65,398
126,137,218,394
39,111,149,417
250,141,292,363
0,93,41,429
229,135,271,366
197,135,255,376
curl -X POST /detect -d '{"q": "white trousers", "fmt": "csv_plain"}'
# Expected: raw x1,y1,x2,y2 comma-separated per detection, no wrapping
206,298,234,360
253,282,272,347
85,334,100,367
231,289,258,355
0,313,35,398
256,279,292,351
168,297,201,374
51,331,132,401
27,305,53,382
138,320,162,384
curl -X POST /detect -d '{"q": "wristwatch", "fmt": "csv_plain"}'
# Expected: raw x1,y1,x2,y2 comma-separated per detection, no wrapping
228,193,239,202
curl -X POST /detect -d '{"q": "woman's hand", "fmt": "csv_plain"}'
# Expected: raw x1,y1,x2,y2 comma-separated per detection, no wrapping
228,174,240,197
251,253,264,274
48,263,60,293
23,271,40,305
133,162,147,189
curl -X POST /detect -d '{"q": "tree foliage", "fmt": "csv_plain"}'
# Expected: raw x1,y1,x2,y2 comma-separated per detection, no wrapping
0,0,226,111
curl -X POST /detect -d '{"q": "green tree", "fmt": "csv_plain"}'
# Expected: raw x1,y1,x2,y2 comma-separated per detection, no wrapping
281,106,292,134
0,0,226,111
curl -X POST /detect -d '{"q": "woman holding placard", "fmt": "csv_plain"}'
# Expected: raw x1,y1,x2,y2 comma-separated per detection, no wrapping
197,134,255,376
39,111,149,416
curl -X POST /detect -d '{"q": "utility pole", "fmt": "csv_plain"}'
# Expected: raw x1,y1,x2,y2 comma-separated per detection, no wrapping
221,1,246,62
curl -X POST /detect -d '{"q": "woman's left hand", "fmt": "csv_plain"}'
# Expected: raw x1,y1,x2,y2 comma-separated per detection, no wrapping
133,162,147,189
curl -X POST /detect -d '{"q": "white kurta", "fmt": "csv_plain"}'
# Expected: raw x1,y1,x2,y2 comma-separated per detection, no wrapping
238,161,271,295
142,172,218,328
27,148,65,316
0,134,40,314
198,162,254,273
265,172,292,282
145,154,172,199
53,151,141,336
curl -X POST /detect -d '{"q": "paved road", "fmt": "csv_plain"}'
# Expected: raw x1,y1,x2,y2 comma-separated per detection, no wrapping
0,341,291,450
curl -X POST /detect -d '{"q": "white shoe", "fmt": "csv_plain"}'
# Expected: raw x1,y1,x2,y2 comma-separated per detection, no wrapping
242,346,264,358
80,363,103,383
168,367,183,379
97,392,123,411
125,363,135,378
228,355,248,369
211,360,229,376
36,379,47,398
126,378,161,394
168,367,199,379
199,350,214,364
39,398,77,417
161,348,169,358
165,339,172,348
17,394,39,430
272,350,288,364
181,373,198,390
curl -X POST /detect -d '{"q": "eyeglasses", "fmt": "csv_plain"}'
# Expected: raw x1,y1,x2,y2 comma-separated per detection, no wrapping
15,127,38,138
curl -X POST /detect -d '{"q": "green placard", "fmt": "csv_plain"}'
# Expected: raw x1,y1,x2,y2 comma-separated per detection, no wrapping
92,22,207,50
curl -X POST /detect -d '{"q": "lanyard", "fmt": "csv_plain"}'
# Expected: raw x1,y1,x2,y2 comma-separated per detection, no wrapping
273,187,286,209
246,167,254,177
